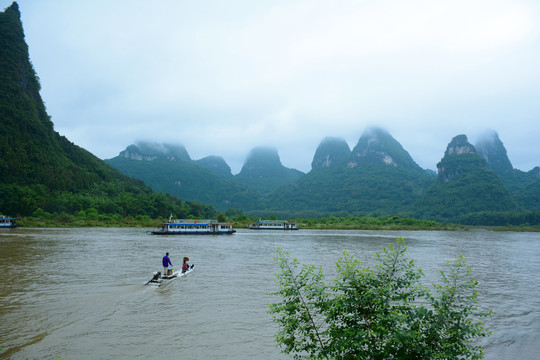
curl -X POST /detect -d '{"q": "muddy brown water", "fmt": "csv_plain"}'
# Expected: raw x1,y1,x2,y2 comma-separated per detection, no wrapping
1,228,539,359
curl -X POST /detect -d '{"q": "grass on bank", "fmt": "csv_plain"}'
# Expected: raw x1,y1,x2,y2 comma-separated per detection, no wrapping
14,211,540,231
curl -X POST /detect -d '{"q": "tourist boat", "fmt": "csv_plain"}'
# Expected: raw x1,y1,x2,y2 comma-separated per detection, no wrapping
150,217,236,235
248,219,299,230
0,215,19,228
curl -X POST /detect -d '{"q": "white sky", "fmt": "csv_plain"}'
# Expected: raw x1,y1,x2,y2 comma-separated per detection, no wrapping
4,0,540,174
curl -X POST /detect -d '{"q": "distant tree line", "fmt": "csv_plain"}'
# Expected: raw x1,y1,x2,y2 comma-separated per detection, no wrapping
0,182,215,220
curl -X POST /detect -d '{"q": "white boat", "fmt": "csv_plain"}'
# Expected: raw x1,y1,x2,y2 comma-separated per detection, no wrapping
248,219,299,230
0,215,19,228
150,217,236,235
146,266,194,286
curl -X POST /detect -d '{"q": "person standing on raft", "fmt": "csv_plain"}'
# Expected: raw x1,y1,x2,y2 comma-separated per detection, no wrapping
163,252,173,275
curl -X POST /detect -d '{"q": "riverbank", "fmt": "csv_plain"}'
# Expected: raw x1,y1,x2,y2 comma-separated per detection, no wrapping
13,214,540,232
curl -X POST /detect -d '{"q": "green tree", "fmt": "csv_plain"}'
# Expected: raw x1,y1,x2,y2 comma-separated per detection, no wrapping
268,238,491,359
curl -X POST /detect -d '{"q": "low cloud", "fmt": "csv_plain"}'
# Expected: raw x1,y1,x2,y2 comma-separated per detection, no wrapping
5,0,539,174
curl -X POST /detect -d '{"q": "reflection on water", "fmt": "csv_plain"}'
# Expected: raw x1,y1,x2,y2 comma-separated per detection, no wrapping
0,228,539,359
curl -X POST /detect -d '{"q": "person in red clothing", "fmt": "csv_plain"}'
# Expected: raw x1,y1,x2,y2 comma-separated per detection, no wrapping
182,256,192,273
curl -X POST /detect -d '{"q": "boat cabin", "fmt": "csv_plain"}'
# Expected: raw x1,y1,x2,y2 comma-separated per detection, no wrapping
249,219,299,230
0,215,19,228
152,219,236,235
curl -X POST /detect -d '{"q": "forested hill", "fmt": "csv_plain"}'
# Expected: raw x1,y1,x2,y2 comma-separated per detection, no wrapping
105,143,304,211
263,129,436,218
261,130,538,224
0,3,214,219
415,135,518,223
231,146,304,194
106,128,539,225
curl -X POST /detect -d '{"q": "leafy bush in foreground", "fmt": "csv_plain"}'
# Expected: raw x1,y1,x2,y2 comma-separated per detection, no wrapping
268,238,491,359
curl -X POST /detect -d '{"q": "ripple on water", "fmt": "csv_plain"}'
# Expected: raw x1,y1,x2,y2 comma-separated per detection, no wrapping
0,228,538,359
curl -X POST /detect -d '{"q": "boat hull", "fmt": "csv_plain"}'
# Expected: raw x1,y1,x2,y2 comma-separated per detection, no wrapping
248,227,299,230
146,267,194,286
150,230,235,235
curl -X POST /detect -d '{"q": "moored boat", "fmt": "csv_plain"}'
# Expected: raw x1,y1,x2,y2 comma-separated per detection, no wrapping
248,219,299,230
150,218,236,235
0,215,19,228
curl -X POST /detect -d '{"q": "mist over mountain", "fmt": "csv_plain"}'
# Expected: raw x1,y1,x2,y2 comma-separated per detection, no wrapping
194,156,233,179
475,130,514,178
415,135,517,222
106,144,304,210
474,130,540,204
119,142,191,162
311,137,351,170
261,128,436,217
232,147,304,194
106,142,263,211
349,127,425,172
107,127,539,224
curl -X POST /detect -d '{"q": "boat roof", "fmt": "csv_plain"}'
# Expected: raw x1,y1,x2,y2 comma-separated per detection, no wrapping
164,219,233,225
255,220,296,224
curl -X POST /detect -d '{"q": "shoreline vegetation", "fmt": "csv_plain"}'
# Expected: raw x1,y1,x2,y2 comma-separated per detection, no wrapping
14,213,540,232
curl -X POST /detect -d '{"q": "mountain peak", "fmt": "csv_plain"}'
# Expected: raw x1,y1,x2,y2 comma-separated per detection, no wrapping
118,142,191,162
349,127,422,171
311,137,351,170
474,130,514,178
241,146,282,171
437,135,487,183
3,2,20,17
235,146,303,194
444,134,476,157
195,155,232,179
0,2,68,187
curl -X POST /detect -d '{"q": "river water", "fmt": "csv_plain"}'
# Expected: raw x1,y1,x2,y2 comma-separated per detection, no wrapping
0,228,539,359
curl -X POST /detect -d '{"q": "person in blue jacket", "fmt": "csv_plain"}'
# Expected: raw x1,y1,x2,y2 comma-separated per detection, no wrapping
163,252,173,275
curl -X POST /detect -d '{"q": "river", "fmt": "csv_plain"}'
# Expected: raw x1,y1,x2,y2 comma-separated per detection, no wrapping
0,228,539,359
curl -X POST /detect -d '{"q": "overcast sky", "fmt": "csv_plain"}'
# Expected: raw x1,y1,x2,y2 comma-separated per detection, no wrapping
4,0,540,174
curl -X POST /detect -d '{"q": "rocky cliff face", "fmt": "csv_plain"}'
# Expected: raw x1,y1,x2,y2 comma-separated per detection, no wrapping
118,142,191,162
437,135,487,183
349,127,423,171
443,134,476,157
417,134,517,220
311,137,351,170
119,145,150,160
